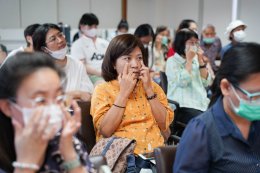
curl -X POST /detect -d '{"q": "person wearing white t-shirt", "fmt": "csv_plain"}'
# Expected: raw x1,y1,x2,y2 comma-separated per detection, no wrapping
33,23,93,101
71,13,109,85
7,24,40,58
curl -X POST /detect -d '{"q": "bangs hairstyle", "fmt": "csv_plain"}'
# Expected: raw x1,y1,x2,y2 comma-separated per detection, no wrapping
33,23,61,52
134,24,154,38
79,13,99,28
102,34,146,82
173,29,198,56
177,19,196,31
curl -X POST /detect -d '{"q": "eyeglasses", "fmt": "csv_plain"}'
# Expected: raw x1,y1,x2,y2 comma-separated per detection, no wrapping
233,84,260,102
9,94,72,108
46,32,65,45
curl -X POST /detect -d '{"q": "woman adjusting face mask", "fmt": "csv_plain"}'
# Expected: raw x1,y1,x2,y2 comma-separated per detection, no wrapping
10,95,66,134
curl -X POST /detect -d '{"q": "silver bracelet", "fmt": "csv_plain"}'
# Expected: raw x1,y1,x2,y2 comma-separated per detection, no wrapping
12,161,40,171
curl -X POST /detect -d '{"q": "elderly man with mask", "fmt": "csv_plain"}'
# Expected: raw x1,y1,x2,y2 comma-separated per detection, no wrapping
221,20,247,59
200,24,222,74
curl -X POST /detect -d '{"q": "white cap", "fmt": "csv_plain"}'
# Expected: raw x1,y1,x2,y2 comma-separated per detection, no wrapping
225,20,247,38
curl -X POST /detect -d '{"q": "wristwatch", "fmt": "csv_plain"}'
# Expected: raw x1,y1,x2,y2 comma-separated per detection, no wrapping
199,64,207,69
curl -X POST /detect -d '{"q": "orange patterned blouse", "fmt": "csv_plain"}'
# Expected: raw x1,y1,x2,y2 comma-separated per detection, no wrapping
90,80,174,154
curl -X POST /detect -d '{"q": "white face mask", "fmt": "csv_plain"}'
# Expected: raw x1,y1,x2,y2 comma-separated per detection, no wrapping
185,45,198,53
117,31,126,35
45,46,68,60
13,104,64,135
83,28,97,38
143,44,149,48
233,30,246,42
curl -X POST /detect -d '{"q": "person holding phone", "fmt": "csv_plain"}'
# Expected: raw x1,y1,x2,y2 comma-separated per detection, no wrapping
91,34,174,155
166,29,212,127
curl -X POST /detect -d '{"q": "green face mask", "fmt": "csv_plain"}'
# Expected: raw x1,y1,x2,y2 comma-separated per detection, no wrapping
203,37,215,44
230,85,260,121
161,36,168,46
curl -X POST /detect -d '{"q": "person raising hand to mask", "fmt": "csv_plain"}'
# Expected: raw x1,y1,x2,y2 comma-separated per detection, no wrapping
91,34,174,156
0,52,93,173
166,29,212,134
117,62,138,99
185,38,208,79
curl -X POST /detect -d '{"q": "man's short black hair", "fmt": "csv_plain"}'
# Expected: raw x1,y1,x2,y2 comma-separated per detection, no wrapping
24,23,41,47
79,13,99,28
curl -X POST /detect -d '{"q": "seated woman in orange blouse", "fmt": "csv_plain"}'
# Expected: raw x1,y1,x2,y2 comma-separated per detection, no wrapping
91,34,174,154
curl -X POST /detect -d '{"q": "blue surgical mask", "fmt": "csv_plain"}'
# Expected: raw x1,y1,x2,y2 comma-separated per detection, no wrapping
229,85,260,121
203,37,215,44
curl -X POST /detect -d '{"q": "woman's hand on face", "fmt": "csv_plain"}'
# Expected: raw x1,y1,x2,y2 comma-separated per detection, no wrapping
197,47,205,61
118,63,137,98
139,61,153,94
59,100,81,160
185,45,196,62
59,100,81,161
12,107,56,167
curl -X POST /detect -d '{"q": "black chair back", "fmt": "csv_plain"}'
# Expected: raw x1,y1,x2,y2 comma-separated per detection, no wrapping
160,71,168,94
154,146,177,173
77,101,96,153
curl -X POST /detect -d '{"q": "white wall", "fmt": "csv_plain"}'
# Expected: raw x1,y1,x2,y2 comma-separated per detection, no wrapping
240,0,260,43
202,0,233,45
0,0,259,50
